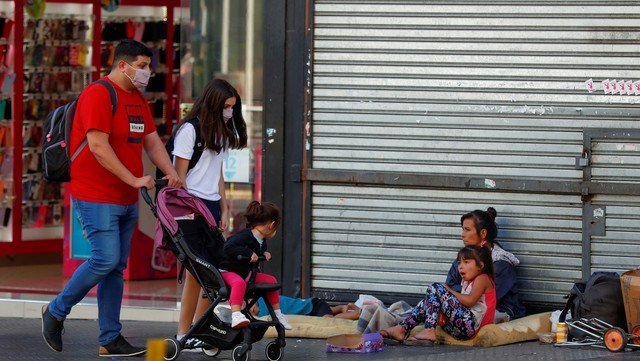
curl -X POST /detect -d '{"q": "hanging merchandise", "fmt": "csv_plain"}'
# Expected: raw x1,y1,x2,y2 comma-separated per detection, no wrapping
25,0,46,20
101,0,120,12
18,8,93,234
1,1,180,259
100,14,173,137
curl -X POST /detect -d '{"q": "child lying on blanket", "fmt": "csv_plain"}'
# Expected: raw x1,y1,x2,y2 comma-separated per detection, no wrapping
251,296,361,320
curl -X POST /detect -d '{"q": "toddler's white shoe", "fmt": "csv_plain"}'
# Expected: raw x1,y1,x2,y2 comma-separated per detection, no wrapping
275,313,293,330
231,312,250,329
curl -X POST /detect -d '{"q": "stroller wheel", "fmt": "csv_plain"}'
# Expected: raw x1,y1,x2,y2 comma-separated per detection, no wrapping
232,344,250,361
164,338,181,361
631,325,640,346
265,341,283,361
604,327,627,352
202,346,221,357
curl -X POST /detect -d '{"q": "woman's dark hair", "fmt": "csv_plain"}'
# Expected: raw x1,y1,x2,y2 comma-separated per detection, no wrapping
244,201,281,229
457,245,495,281
113,39,153,66
460,207,498,245
183,78,248,153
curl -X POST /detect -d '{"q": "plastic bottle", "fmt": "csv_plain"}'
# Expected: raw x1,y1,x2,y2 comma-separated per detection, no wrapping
556,322,568,343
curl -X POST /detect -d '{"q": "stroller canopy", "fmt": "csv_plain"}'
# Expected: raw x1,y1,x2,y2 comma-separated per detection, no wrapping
154,187,218,248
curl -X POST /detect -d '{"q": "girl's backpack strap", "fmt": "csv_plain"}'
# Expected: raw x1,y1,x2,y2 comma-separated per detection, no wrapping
184,117,204,170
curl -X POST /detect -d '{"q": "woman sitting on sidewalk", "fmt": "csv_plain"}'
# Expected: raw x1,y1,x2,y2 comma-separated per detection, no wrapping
446,207,525,321
357,207,525,335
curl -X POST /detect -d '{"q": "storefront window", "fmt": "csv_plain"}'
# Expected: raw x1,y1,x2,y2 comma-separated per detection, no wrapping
178,0,263,234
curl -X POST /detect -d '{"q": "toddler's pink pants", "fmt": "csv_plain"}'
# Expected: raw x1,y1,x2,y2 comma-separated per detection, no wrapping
221,271,279,306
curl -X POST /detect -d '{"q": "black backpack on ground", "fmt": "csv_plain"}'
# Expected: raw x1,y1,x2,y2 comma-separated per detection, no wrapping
42,79,118,182
155,117,204,180
559,272,627,336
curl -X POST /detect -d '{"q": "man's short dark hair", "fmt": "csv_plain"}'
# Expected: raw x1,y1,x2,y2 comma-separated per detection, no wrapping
112,39,153,68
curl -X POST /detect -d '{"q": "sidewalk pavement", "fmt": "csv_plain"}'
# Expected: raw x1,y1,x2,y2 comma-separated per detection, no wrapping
2,317,639,361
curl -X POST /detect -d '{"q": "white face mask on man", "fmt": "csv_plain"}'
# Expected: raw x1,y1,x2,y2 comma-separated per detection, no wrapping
124,63,151,89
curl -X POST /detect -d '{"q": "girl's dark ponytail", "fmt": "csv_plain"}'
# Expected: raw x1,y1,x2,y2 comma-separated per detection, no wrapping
486,207,497,221
244,201,281,229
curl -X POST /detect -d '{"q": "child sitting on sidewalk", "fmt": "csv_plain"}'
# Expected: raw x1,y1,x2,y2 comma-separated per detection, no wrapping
380,245,496,345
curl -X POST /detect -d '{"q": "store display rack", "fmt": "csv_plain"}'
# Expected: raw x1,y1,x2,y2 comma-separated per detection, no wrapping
0,2,15,248
0,0,180,256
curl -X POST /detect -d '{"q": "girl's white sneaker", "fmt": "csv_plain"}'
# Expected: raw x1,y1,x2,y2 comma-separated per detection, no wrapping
231,312,250,329
275,313,293,330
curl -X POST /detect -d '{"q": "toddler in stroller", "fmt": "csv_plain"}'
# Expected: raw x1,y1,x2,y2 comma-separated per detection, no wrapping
144,185,286,361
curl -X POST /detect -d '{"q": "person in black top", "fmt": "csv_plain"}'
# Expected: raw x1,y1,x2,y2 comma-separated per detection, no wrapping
221,201,292,330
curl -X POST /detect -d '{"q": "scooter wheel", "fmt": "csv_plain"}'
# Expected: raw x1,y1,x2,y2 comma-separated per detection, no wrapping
631,325,640,346
164,338,180,361
232,344,250,361
265,341,283,361
604,327,627,352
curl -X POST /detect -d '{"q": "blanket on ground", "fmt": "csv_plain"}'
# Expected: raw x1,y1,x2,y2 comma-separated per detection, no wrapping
263,315,355,339
356,301,412,334
262,312,551,347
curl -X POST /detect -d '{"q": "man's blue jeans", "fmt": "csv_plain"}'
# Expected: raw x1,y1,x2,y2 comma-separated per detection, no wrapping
49,198,138,345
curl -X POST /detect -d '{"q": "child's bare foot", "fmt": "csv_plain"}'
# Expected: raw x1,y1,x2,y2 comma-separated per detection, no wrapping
334,310,360,320
407,328,436,342
379,325,406,342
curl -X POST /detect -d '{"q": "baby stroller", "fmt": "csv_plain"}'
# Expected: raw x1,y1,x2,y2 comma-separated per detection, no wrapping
142,184,286,361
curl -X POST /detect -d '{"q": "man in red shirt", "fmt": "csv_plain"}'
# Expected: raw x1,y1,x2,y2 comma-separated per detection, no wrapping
41,40,180,357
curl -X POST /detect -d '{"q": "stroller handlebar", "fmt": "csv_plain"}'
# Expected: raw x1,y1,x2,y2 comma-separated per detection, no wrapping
154,179,169,187
140,179,169,206
237,255,268,285
237,255,267,262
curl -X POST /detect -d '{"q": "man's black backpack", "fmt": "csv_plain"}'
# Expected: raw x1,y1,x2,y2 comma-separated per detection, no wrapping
42,79,118,182
559,272,627,335
155,117,204,179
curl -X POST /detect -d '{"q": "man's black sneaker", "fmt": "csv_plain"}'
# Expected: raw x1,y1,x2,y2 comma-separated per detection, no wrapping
41,305,64,352
98,334,146,357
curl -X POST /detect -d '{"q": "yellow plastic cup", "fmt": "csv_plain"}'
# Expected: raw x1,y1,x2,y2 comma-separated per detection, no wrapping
145,338,166,361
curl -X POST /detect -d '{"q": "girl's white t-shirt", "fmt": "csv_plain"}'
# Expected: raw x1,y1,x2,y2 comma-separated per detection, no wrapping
172,122,228,201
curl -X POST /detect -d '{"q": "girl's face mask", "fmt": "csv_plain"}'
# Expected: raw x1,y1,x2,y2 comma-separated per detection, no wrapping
223,107,233,120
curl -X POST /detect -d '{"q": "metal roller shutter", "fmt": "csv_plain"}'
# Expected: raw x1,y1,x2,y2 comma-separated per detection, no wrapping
590,136,640,273
312,185,582,305
309,1,640,305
